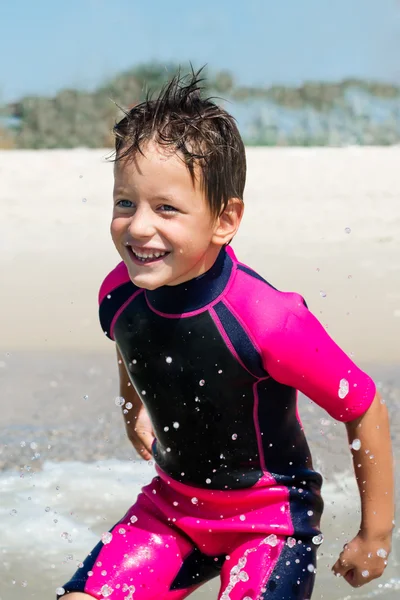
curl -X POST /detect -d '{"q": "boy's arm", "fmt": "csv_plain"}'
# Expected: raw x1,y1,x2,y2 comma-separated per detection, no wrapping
116,347,155,460
332,391,395,587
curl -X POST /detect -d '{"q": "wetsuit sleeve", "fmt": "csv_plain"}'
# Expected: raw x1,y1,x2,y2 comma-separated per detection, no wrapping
262,293,376,422
98,261,132,341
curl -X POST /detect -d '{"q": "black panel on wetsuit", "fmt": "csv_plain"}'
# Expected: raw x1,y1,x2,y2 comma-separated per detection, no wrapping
114,292,264,490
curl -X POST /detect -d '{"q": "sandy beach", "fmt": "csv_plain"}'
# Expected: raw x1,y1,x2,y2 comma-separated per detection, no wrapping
0,147,399,599
1,147,399,360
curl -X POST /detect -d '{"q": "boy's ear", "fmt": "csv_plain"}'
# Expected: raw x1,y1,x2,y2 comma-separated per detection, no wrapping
212,198,244,246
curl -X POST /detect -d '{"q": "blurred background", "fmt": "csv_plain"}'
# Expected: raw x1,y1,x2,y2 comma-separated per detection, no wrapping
0,2,399,600
1,0,400,148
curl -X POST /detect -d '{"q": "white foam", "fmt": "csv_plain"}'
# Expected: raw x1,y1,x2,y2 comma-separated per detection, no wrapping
0,460,156,558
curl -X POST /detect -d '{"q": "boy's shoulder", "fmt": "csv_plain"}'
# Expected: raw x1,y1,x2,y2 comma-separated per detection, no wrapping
227,247,307,317
98,261,138,305
98,261,144,340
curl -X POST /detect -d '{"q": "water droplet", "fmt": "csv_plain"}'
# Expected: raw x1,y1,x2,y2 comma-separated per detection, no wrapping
338,378,349,399
351,438,361,451
100,584,113,597
83,395,89,400
307,564,315,573
101,532,113,545
362,570,369,578
307,510,314,516
377,548,388,558
56,587,65,596
173,422,179,429
164,426,169,431
173,501,179,506
239,571,249,581
115,396,125,406
345,227,351,234
287,537,297,548
199,380,205,386
239,514,246,521
232,433,238,440
20,441,26,447
10,509,17,516
125,402,133,410
206,478,211,484
142,390,146,395
320,290,327,298
130,515,138,524
166,356,172,364
21,581,27,587
262,534,278,547
30,442,38,450
312,534,324,545
191,497,199,505
45,506,51,512
82,197,87,203
166,447,171,452
218,369,223,374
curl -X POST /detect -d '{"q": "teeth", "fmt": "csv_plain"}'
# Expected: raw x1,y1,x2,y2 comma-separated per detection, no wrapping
132,249,167,260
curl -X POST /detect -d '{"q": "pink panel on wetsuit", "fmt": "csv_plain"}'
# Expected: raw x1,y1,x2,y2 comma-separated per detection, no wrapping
152,467,294,555
84,495,195,600
98,261,131,305
80,478,290,600
225,264,376,422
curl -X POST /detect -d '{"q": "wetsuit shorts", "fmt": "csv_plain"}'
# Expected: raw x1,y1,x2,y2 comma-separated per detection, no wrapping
61,468,318,599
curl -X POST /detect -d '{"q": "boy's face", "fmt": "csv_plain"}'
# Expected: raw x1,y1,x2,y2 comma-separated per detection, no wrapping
112,141,232,290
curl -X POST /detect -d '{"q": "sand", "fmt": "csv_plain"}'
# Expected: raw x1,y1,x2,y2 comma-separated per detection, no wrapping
1,147,399,363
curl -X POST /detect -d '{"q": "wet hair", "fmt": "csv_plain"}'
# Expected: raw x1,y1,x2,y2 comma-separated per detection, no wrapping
112,67,246,218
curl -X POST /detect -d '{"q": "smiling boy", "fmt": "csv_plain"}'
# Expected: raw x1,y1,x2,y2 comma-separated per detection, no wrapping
60,71,394,600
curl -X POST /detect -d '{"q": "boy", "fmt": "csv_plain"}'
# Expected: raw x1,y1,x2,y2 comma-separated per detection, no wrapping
60,70,394,599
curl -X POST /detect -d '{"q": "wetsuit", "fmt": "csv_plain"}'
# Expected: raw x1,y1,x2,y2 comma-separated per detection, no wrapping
61,246,375,599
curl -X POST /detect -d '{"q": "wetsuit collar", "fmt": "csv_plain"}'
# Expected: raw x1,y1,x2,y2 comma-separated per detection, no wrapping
145,247,233,314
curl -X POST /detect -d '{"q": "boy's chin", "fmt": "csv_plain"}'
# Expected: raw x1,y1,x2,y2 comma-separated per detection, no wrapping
128,272,167,291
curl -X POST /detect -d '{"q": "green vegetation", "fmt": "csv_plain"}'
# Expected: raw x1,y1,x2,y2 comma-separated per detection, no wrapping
2,62,400,148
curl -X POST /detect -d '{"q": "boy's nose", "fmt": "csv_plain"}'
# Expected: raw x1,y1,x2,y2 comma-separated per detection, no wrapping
128,210,156,239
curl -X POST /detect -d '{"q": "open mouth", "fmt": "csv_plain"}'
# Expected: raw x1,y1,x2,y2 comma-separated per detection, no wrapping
128,247,171,265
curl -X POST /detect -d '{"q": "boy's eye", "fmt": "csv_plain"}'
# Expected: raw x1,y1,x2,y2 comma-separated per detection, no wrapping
160,204,177,213
116,199,133,208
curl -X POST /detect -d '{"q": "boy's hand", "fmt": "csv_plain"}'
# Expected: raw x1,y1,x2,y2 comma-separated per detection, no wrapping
127,404,155,461
332,531,391,587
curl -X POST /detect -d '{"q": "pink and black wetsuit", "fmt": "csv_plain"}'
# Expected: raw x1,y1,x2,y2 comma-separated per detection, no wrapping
61,246,375,599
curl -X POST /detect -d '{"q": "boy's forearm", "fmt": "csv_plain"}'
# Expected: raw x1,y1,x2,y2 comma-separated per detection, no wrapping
116,346,143,427
346,392,395,539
